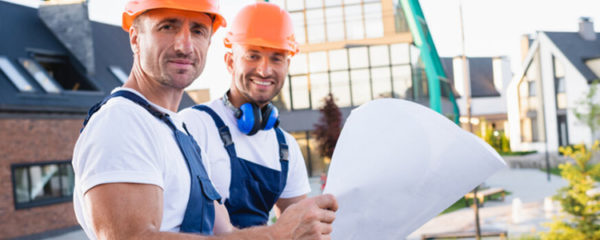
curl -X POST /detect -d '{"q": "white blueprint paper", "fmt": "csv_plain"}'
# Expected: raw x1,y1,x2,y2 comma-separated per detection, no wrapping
323,99,507,239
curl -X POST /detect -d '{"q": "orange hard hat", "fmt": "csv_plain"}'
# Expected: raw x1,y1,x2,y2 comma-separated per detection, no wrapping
224,2,299,56
122,0,227,33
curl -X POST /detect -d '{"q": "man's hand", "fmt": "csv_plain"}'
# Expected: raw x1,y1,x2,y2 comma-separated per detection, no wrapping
272,194,338,240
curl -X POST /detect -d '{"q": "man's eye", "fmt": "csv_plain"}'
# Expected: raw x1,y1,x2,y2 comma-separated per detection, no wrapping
159,25,172,31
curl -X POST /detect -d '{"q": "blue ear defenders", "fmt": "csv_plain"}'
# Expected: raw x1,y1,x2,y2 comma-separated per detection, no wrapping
223,91,279,136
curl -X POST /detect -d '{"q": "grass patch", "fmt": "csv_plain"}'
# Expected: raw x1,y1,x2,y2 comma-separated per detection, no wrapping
500,150,537,156
441,191,511,215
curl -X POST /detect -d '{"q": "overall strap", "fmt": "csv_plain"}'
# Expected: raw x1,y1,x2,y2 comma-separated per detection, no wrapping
191,105,252,175
81,90,173,132
274,127,289,191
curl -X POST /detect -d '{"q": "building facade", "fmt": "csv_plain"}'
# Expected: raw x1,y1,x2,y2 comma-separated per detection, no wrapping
441,56,512,138
507,18,600,153
263,0,450,176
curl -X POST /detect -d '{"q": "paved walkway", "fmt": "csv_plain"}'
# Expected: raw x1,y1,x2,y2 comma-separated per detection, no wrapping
407,168,568,239
42,169,567,239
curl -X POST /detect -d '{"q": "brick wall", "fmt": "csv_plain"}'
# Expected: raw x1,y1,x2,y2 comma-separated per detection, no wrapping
0,117,82,239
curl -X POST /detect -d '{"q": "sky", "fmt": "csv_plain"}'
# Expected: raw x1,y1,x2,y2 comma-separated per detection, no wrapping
8,0,600,100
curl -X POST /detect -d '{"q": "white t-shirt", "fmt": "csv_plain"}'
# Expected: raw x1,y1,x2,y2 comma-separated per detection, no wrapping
72,88,212,239
179,99,311,201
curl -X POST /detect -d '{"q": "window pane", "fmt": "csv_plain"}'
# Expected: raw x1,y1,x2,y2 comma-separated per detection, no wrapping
325,0,342,7
0,56,35,92
392,65,412,99
390,43,410,64
289,53,308,75
278,75,292,111
307,133,327,177
306,9,326,43
290,12,306,44
371,66,392,98
344,0,361,4
351,69,371,105
60,163,75,196
369,45,389,67
270,0,286,9
309,51,328,73
20,59,61,93
306,0,322,9
344,5,364,40
349,47,368,69
310,73,330,110
330,70,351,107
30,165,61,201
108,66,128,84
291,75,310,109
14,167,30,203
326,7,345,42
364,3,384,38
287,0,304,11
329,49,348,70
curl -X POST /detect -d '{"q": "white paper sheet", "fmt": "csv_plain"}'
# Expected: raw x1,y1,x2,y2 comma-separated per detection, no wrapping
323,99,506,239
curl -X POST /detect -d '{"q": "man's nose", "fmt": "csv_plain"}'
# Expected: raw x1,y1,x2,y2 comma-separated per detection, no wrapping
256,57,273,77
174,28,193,55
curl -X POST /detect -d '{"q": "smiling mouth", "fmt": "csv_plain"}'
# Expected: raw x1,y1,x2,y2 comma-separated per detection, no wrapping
251,78,273,86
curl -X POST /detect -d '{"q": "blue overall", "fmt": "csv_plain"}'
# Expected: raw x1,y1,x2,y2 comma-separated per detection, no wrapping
192,105,289,228
81,90,221,235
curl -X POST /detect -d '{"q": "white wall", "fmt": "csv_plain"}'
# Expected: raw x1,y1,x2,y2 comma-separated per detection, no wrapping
507,32,593,152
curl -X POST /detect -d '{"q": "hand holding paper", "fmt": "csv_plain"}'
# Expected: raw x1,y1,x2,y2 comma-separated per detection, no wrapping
323,99,506,239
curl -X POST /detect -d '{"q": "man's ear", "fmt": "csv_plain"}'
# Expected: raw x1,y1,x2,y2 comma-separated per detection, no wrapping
224,52,234,74
129,27,140,55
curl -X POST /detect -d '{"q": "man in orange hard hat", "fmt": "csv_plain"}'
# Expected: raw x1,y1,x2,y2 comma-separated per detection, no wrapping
180,2,315,229
72,0,337,239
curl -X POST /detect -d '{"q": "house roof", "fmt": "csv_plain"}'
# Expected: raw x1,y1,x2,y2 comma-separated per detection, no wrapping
544,31,600,82
440,57,500,98
0,1,195,114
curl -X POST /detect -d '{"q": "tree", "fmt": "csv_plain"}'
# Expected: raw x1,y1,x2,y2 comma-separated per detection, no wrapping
574,81,600,144
542,142,600,240
313,93,342,161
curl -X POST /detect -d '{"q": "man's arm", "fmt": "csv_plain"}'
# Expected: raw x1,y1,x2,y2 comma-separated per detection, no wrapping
85,183,337,240
276,194,307,213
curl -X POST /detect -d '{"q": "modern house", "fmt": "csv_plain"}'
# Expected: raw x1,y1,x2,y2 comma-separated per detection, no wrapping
441,56,512,135
506,17,600,153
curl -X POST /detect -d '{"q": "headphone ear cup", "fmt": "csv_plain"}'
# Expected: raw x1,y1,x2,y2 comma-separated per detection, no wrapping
247,103,262,135
237,103,259,135
262,104,279,130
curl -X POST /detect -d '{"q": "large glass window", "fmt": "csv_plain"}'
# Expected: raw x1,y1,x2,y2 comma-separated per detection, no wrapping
349,47,368,69
290,12,306,44
289,53,308,75
392,65,412,99
309,51,328,73
391,43,410,64
364,2,384,38
329,49,348,70
310,73,330,110
306,9,326,43
287,0,304,11
369,45,390,67
12,161,74,209
330,70,352,107
351,69,371,105
344,5,364,40
371,66,392,98
0,56,35,92
291,75,310,109
325,7,345,42
284,44,412,111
